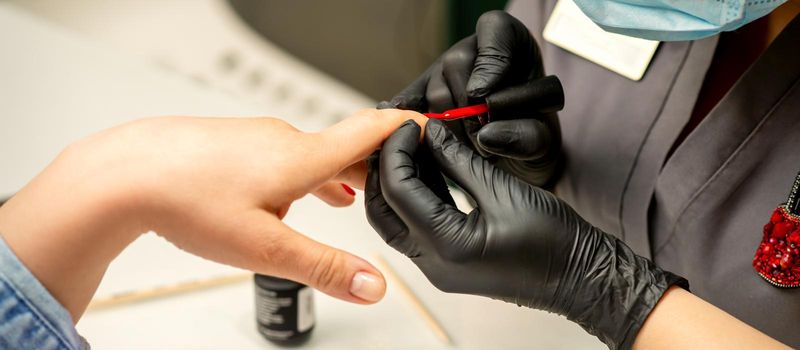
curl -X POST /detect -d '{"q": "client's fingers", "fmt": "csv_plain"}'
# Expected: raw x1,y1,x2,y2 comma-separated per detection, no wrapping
334,160,368,190
311,109,428,182
312,181,356,207
247,213,386,304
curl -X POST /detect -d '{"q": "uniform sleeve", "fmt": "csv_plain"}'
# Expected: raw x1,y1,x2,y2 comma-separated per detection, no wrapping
0,233,88,350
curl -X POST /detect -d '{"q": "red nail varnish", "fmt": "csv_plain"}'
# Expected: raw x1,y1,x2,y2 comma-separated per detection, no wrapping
341,183,356,196
423,104,489,120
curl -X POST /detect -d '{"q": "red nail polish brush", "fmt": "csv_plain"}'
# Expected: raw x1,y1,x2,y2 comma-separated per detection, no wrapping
422,75,564,122
423,104,489,120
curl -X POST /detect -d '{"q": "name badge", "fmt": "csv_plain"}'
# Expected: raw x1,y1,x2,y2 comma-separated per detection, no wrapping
543,0,659,81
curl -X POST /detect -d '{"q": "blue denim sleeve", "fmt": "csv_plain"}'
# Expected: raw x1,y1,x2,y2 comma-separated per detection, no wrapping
0,234,88,349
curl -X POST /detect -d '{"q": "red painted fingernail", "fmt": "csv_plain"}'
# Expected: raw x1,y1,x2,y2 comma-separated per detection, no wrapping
341,183,355,196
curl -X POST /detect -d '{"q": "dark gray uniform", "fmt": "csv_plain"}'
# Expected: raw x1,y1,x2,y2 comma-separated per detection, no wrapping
507,0,800,345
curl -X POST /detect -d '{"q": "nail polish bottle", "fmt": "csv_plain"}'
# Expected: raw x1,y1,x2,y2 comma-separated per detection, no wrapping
254,274,315,345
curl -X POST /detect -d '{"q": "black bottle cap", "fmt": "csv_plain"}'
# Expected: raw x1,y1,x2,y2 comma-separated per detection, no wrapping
254,274,305,291
485,75,564,120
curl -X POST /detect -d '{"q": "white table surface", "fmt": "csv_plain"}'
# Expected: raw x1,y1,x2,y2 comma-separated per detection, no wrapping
0,3,604,349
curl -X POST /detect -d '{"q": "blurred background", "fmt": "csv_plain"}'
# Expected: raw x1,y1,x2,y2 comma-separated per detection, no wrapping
228,0,507,99
9,0,507,102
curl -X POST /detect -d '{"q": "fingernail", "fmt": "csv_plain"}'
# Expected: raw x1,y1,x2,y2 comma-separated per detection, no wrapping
341,183,356,196
476,128,511,151
350,272,384,302
467,80,488,98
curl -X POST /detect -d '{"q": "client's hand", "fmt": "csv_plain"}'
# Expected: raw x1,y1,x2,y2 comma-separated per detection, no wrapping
0,109,426,321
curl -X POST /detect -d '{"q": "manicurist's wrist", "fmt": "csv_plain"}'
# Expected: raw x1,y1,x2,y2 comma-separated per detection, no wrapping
566,230,688,350
631,285,683,350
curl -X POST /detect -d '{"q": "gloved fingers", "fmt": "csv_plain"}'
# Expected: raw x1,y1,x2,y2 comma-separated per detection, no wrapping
441,35,477,107
365,152,422,257
494,156,558,188
312,181,357,207
375,100,396,110
379,120,467,245
462,116,491,158
415,145,457,208
384,119,490,260
383,62,436,111
425,63,456,113
467,10,537,97
476,118,552,161
424,119,497,207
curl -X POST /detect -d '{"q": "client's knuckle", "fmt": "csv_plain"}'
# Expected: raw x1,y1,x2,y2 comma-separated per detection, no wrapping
307,249,347,290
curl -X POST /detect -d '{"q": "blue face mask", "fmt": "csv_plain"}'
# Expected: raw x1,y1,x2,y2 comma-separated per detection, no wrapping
572,0,787,41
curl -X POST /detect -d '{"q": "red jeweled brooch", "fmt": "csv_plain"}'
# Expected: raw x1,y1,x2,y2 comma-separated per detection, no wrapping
753,172,800,288
753,206,800,287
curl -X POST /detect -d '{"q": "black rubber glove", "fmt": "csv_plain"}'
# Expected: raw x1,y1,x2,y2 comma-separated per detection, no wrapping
377,10,562,187
365,119,687,350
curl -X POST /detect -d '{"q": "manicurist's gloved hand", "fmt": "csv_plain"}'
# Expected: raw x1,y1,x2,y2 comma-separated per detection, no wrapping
379,11,562,187
365,119,687,349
